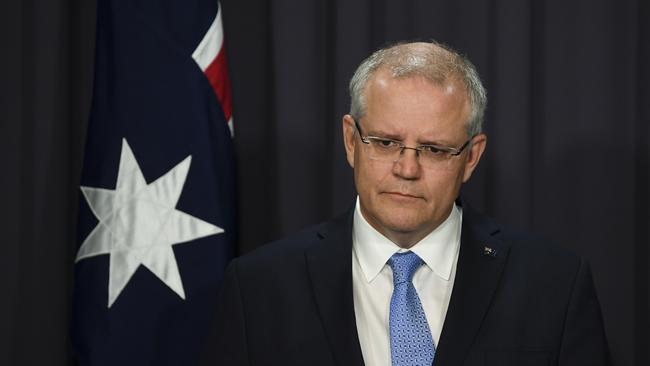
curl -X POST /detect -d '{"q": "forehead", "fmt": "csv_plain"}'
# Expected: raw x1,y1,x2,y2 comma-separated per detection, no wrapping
363,71,470,141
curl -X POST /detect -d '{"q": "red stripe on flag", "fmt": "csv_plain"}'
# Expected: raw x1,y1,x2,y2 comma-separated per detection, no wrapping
204,45,232,122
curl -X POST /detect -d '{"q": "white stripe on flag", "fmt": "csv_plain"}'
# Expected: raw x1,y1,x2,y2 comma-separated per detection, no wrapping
192,7,224,71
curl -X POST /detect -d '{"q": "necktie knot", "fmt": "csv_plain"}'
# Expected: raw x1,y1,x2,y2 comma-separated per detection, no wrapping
388,251,423,284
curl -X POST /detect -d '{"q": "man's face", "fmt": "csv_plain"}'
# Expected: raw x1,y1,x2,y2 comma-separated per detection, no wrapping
343,70,487,247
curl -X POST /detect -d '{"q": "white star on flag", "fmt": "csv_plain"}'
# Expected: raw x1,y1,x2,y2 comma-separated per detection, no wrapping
76,139,224,307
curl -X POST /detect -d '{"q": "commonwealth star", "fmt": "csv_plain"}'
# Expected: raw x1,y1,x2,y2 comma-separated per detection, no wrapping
76,139,224,307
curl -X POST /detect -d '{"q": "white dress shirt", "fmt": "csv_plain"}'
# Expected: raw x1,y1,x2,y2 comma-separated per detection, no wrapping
352,197,462,366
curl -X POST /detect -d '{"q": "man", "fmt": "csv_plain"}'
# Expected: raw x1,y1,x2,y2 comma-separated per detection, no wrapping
203,41,610,366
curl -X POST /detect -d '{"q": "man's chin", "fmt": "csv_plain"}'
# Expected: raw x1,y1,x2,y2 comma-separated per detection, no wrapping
361,198,430,232
376,212,428,235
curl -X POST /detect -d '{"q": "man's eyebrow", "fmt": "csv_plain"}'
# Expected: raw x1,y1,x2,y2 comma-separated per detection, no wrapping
366,129,403,140
365,127,460,146
418,138,456,146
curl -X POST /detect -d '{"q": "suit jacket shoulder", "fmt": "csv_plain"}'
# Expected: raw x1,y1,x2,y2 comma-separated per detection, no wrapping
435,203,610,366
202,211,365,366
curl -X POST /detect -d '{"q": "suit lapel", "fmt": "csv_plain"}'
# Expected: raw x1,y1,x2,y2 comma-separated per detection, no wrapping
434,205,510,366
305,212,365,366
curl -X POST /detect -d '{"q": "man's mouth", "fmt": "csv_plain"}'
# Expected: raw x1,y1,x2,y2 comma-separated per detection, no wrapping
383,191,422,200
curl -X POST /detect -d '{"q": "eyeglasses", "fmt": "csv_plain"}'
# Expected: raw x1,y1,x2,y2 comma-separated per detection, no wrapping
353,119,472,170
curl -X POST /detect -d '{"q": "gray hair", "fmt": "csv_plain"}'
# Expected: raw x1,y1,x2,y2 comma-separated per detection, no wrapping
349,41,487,137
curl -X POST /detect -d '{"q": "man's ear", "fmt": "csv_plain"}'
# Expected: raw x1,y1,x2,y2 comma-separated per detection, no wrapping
462,133,487,183
342,114,357,168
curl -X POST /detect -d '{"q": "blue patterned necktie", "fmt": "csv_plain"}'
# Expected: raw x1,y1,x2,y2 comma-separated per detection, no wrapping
388,251,435,366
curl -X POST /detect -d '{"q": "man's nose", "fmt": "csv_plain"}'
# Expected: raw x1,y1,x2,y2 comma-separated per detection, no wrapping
392,147,421,179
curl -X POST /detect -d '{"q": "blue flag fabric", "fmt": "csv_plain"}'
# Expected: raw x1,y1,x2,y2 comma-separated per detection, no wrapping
71,0,235,364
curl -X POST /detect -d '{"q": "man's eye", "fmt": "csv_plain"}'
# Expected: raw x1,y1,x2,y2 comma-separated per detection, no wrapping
374,139,398,148
422,145,443,154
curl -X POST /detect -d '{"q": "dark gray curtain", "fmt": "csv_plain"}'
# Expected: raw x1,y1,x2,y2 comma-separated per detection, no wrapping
0,0,647,365
0,0,96,364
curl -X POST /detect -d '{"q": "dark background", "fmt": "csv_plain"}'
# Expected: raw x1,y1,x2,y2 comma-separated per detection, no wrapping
0,0,647,365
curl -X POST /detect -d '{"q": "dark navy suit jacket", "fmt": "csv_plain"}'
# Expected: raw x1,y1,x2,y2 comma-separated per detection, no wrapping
202,204,610,366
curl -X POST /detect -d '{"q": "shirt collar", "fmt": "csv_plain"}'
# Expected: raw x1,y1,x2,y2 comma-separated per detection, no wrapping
352,196,462,283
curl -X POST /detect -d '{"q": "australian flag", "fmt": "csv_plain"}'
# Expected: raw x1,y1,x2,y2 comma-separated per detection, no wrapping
71,0,235,364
